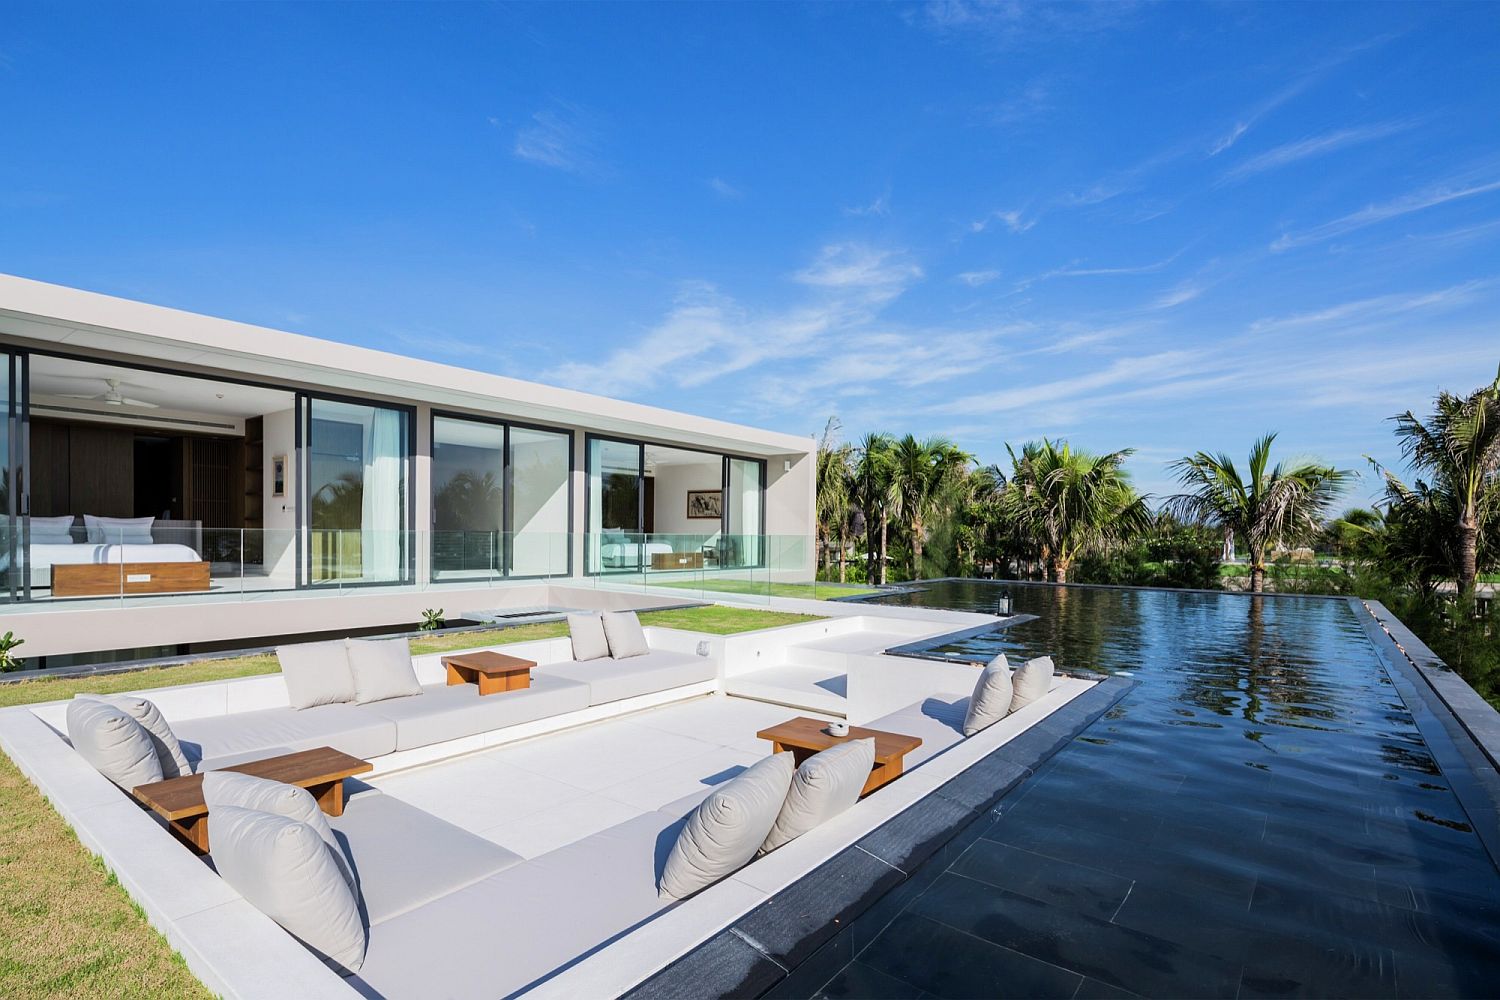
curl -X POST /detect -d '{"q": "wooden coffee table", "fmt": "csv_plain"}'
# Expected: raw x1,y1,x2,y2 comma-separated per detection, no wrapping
132,746,372,854
757,717,923,797
442,651,535,695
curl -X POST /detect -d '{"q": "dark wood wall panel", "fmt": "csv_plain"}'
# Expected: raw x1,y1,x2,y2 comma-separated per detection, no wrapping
68,424,135,517
28,421,71,516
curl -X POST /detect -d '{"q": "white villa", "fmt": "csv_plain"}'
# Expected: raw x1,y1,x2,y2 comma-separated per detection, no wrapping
0,273,816,666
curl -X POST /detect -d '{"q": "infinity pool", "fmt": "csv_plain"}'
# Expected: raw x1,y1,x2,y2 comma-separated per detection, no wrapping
779,582,1500,999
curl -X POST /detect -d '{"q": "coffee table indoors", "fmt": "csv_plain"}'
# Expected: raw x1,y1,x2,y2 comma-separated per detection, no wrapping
132,746,372,854
443,651,536,695
756,716,922,797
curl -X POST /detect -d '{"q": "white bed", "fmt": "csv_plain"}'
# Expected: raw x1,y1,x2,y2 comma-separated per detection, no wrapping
7,543,203,589
598,540,675,568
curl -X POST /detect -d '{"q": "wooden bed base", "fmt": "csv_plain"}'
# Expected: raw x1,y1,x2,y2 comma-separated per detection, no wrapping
51,561,212,598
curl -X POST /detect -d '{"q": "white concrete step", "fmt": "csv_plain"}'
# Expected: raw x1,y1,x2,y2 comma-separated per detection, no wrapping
724,665,848,718
782,631,916,670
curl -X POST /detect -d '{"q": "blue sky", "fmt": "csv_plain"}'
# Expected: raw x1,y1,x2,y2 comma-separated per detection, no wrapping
3,2,1498,503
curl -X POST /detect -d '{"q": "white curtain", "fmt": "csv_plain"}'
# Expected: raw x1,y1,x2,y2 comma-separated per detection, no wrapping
361,408,403,581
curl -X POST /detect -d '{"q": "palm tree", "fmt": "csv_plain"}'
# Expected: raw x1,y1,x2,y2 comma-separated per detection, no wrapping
1002,439,1151,583
814,418,853,581
850,433,895,584
1391,367,1500,596
1168,433,1352,594
889,435,973,580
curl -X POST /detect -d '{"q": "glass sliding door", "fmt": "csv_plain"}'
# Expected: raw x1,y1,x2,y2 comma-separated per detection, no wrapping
2,352,25,602
509,425,570,577
587,437,642,573
724,457,765,569
305,397,410,585
432,416,505,581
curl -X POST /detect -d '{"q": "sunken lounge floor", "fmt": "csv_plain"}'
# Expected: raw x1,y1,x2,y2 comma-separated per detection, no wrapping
369,695,802,860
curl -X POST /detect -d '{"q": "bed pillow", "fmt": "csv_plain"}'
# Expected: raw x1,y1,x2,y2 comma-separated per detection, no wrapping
84,514,155,544
759,738,875,855
208,804,366,975
567,613,610,661
277,640,357,709
1009,655,1055,713
202,771,356,894
79,694,192,778
30,515,75,545
659,751,795,900
65,697,163,791
962,654,1014,737
345,637,422,704
601,610,649,659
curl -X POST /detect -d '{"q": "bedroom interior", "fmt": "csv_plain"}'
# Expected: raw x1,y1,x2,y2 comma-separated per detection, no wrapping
21,354,296,599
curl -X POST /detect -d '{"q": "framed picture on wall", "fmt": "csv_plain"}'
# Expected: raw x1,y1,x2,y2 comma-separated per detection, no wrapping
686,489,723,519
272,454,287,497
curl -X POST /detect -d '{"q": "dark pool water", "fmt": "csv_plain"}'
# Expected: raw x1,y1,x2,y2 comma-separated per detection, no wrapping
780,582,1500,999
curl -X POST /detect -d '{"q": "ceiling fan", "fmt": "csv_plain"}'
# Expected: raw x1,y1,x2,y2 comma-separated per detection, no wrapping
54,377,160,409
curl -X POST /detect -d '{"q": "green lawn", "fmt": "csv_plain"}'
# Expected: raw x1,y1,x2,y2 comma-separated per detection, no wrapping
657,578,879,600
0,603,820,997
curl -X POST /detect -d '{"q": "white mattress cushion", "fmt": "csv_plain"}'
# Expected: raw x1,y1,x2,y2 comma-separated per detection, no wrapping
1010,655,1055,713
760,738,875,855
963,653,1014,736
345,638,422,705
538,650,715,706
80,693,193,779
278,640,357,709
361,676,590,751
202,770,356,894
328,792,524,926
208,804,367,975
174,703,396,767
601,610,649,659
65,696,163,791
659,751,795,899
864,697,969,770
567,613,610,661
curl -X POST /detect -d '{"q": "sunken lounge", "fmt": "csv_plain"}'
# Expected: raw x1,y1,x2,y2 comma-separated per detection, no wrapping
0,602,1115,999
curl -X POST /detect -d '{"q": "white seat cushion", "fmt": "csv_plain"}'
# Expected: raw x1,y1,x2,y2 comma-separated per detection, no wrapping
538,650,715,706
567,613,610,661
1010,655,1055,713
864,696,969,769
65,697,162,791
278,640,357,709
174,703,396,768
346,638,422,705
350,808,692,1000
80,693,193,778
360,675,590,751
202,770,356,894
660,751,795,899
962,654,1014,736
601,611,649,659
760,738,875,855
329,792,524,926
209,804,367,975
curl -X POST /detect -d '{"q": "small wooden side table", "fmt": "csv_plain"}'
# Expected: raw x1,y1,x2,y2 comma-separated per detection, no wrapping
442,651,536,695
133,746,372,854
756,716,922,797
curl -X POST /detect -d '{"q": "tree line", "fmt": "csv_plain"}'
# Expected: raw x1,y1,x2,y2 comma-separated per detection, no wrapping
816,367,1500,703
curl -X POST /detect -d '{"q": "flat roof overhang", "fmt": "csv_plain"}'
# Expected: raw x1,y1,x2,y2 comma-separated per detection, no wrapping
0,273,813,460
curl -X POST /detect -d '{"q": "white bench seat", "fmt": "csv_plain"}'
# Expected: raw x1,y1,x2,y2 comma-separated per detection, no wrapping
361,676,590,752
175,703,397,770
537,650,715,706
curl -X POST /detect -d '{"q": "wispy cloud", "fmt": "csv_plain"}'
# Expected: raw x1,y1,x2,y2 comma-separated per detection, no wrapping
1014,248,1184,291
1271,175,1500,251
933,350,1205,416
507,102,605,176
843,191,891,217
979,78,1053,126
707,177,743,200
1151,281,1203,310
920,0,1138,48
542,243,926,399
1208,78,1312,157
956,269,1002,287
1220,120,1418,183
969,208,1034,234
1247,280,1494,335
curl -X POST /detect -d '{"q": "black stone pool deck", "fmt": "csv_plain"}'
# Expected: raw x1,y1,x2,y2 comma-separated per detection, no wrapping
639,583,1500,1000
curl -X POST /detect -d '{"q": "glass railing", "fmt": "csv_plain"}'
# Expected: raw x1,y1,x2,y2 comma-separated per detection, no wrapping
0,523,835,607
